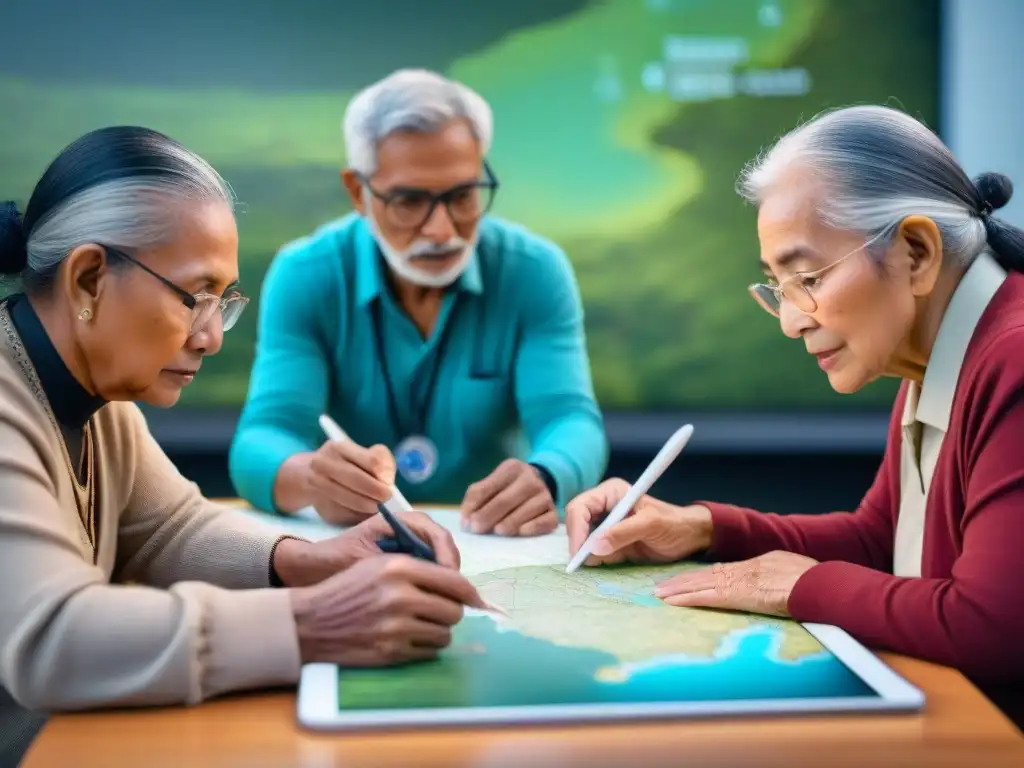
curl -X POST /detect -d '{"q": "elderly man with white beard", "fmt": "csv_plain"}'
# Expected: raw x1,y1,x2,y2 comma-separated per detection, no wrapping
231,69,608,538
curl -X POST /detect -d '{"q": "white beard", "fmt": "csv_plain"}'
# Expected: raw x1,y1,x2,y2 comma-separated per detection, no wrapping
365,207,477,288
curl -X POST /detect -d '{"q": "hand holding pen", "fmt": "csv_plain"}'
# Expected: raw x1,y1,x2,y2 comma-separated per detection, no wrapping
565,425,698,572
289,549,491,668
317,415,439,558
301,418,399,526
315,415,508,616
281,417,508,667
270,506,462,588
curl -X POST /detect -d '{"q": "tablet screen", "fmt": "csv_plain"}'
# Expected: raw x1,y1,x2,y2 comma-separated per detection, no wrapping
335,564,878,712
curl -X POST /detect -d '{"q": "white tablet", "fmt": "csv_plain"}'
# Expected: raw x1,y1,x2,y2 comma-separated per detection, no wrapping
296,563,924,730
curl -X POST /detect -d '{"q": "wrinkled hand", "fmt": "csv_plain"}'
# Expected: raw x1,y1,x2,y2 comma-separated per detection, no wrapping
272,511,461,588
461,459,557,537
307,437,396,526
290,555,488,667
566,479,713,566
654,551,819,617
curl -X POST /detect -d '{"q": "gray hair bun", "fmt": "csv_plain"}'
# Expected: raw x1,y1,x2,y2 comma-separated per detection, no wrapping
974,171,1013,214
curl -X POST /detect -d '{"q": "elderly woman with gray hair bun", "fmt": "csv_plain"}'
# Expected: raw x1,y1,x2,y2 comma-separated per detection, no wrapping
0,126,488,713
566,105,1024,721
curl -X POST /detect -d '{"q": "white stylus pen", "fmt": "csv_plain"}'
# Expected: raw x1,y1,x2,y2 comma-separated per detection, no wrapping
318,414,414,516
318,414,511,619
566,424,695,574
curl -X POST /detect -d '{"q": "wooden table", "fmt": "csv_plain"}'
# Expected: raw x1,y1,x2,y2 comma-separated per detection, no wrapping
22,504,1024,767
21,655,1024,767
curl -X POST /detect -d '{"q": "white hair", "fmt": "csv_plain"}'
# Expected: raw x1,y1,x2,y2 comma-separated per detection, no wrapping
24,149,234,290
342,69,493,176
737,105,1023,270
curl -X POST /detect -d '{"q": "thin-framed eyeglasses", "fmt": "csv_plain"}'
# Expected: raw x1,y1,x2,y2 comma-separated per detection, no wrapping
748,242,869,317
358,161,500,230
99,245,249,334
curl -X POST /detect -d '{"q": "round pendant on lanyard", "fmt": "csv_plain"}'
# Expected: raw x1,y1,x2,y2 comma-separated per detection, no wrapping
372,298,454,486
395,434,439,484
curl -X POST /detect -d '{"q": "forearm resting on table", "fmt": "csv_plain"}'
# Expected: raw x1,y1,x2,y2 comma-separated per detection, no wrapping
788,562,1024,684
228,418,321,514
1,581,300,711
689,506,715,553
527,412,608,507
702,502,893,568
272,452,316,515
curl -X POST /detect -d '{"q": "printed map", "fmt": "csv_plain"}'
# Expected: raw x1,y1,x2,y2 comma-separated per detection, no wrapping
335,563,876,710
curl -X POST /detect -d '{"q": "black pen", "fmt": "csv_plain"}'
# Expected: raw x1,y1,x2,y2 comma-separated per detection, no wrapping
375,504,437,562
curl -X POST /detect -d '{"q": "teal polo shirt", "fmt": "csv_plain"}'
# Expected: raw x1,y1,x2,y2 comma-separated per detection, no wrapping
229,213,608,514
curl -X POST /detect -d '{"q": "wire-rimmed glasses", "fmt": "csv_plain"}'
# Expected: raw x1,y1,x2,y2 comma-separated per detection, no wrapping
748,244,866,317
101,245,249,334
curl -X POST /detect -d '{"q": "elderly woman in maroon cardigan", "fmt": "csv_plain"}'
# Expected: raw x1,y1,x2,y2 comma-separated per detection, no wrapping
566,105,1024,721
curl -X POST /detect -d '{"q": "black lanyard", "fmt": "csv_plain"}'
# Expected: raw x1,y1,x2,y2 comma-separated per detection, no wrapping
370,297,459,440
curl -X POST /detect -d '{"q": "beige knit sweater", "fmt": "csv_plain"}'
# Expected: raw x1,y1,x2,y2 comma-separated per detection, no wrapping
0,301,301,711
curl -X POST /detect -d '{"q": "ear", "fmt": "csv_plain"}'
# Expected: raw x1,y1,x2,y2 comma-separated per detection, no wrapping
59,244,110,311
341,170,365,214
897,215,944,297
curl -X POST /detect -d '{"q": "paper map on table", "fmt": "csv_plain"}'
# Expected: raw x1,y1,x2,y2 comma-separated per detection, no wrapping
246,506,571,576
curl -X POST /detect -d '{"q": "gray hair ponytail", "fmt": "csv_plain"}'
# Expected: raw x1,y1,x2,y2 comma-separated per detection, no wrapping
737,105,1024,272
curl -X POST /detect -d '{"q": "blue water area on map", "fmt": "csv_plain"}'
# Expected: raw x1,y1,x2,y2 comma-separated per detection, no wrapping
336,615,877,711
596,582,663,607
606,626,876,702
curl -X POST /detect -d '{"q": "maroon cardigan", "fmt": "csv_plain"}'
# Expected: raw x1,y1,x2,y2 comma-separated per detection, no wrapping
701,273,1024,718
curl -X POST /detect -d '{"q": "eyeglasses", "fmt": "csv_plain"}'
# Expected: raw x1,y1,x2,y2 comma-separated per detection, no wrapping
748,244,866,317
358,161,499,230
100,245,249,334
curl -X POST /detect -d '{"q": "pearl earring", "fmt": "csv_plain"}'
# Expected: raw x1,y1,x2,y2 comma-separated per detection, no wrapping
78,308,92,321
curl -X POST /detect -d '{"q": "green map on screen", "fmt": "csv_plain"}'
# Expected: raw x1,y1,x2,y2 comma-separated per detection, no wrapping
335,564,875,711
0,0,938,410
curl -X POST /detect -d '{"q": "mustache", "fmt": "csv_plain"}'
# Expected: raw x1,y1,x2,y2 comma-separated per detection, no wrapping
406,238,469,259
